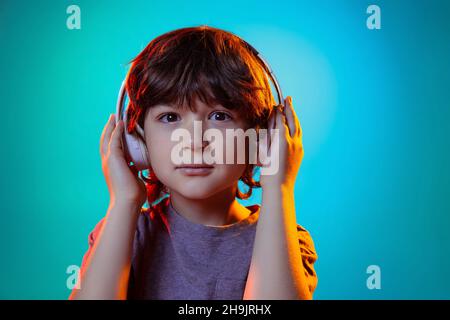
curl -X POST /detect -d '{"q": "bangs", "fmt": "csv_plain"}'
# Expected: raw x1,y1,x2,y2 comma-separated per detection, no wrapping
126,25,275,130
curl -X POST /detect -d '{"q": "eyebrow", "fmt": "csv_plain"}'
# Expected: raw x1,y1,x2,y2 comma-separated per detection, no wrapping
151,103,233,113
148,104,181,115
151,104,176,109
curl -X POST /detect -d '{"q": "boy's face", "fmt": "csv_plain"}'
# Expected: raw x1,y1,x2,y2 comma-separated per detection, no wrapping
142,96,251,199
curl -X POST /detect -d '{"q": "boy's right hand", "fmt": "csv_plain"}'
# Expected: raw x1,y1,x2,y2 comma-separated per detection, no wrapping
100,114,147,208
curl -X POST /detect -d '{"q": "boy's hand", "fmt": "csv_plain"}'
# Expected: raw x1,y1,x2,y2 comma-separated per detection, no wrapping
100,114,147,208
258,96,304,191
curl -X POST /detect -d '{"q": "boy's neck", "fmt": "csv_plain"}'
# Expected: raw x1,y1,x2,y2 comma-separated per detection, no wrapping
168,187,251,227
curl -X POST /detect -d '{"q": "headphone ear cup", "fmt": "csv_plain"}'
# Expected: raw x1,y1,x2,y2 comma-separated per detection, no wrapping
123,130,150,171
136,134,150,170
121,109,150,171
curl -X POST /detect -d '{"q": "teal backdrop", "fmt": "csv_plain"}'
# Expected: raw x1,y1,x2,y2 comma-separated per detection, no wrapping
1,0,449,299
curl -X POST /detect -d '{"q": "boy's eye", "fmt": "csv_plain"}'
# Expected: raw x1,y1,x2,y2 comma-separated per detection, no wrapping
158,112,180,123
209,111,232,121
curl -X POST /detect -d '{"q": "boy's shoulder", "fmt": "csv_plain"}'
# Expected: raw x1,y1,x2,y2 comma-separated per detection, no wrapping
295,223,318,265
88,199,168,242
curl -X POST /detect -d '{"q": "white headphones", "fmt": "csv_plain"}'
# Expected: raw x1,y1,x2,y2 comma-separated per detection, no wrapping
115,37,284,172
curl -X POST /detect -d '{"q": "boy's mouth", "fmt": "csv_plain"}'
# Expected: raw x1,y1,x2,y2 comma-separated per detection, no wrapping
176,164,214,169
176,164,214,176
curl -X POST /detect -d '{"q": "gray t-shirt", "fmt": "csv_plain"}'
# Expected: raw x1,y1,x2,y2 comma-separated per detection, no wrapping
80,196,318,299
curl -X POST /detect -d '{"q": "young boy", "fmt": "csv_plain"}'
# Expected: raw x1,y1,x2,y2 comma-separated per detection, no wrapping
69,25,318,300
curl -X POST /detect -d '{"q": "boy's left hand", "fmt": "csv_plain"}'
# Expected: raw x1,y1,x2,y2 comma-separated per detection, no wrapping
258,96,304,191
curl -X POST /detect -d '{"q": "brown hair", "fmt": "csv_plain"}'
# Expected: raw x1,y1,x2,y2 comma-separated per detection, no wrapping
125,25,276,205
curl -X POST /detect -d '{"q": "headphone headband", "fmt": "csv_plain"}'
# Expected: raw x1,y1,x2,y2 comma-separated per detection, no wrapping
239,38,284,106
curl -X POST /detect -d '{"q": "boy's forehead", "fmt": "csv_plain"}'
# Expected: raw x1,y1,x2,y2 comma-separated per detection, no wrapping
153,97,225,112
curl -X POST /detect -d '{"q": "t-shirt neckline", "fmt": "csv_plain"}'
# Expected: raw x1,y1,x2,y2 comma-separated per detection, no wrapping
161,196,260,238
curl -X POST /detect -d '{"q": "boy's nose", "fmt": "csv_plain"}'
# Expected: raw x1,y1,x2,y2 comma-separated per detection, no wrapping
190,139,209,151
184,120,210,151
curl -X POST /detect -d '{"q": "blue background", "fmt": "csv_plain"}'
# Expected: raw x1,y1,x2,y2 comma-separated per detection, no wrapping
1,0,449,299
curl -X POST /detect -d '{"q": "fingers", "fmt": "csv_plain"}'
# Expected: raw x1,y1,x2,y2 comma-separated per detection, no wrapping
109,119,124,153
275,102,289,138
282,96,302,138
266,108,276,151
288,97,302,138
268,108,276,131
100,114,115,156
283,97,297,137
264,104,285,157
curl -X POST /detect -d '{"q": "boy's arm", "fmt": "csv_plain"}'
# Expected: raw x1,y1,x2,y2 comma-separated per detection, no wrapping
68,201,140,300
243,185,313,300
244,96,316,299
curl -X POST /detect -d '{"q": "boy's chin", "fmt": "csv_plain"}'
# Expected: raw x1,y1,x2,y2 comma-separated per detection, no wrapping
174,189,215,200
168,182,221,200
